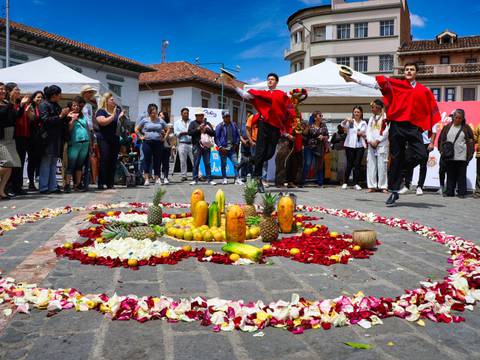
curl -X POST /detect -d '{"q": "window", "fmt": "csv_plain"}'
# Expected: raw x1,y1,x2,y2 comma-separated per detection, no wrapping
336,57,350,67
430,88,441,102
337,24,350,39
354,22,368,38
160,98,171,116
354,56,368,72
379,55,394,72
465,58,477,63
463,88,476,101
312,58,325,65
313,26,326,42
380,20,394,37
233,107,239,126
440,56,450,65
445,88,456,102
294,31,303,44
108,83,122,97
201,98,209,108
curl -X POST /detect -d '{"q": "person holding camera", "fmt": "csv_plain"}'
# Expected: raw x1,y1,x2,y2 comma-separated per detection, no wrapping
215,111,242,185
438,109,474,198
340,106,367,191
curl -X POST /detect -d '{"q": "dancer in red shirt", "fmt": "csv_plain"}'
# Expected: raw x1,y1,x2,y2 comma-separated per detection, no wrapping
236,73,295,192
342,63,440,205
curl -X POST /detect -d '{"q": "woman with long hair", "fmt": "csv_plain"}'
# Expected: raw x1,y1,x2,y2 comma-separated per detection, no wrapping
438,109,475,198
135,104,166,185
25,91,44,190
38,85,70,194
341,106,367,190
95,92,123,190
6,82,30,195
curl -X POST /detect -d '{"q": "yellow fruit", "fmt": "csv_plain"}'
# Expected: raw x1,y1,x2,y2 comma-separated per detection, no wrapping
160,251,170,257
99,304,111,313
87,252,97,258
329,255,340,262
89,227,96,231
213,231,223,242
353,245,361,251
190,189,205,216
330,232,339,238
277,195,295,233
99,219,106,225
262,244,271,251
289,248,300,256
229,253,240,262
303,228,313,236
184,230,193,241
296,222,302,227
167,227,176,236
250,226,260,238
95,237,104,243
182,245,192,252
107,211,115,216
165,222,174,229
203,230,214,242
193,201,209,227
246,229,252,240
205,249,214,257
170,214,177,219
63,242,73,249
127,259,138,267
226,205,246,243
181,213,187,218
194,232,204,241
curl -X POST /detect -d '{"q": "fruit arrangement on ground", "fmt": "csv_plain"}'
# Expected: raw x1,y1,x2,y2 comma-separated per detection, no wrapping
147,188,166,225
277,194,295,233
242,179,258,218
260,192,279,242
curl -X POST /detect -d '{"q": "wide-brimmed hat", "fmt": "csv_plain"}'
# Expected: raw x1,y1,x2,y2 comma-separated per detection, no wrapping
194,109,204,115
80,85,97,95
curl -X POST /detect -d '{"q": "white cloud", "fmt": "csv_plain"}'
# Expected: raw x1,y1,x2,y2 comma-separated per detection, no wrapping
237,21,272,43
237,40,285,60
410,13,427,28
246,77,260,84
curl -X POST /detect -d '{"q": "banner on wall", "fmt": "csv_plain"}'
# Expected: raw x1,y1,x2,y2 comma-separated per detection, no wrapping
187,107,223,128
412,101,480,190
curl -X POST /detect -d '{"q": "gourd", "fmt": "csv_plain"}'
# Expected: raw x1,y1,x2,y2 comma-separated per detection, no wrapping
225,205,246,243
215,189,225,214
277,195,295,233
352,229,377,250
208,201,220,228
190,189,204,216
193,201,208,227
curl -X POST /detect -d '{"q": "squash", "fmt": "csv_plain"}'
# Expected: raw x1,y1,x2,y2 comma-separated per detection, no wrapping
225,205,246,243
208,201,220,228
190,189,204,216
215,189,225,214
352,229,377,250
277,195,295,233
193,200,208,227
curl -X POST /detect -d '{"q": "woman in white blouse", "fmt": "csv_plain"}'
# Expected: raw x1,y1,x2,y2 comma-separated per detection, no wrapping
366,99,389,193
341,106,367,190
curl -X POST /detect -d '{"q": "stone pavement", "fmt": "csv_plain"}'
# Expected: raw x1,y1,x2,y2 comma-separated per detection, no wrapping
0,178,479,360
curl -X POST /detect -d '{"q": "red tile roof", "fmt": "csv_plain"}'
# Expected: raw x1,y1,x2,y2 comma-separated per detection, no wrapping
399,36,480,53
139,62,246,90
0,18,154,73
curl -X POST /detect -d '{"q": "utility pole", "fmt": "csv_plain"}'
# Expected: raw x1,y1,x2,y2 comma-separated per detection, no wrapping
5,0,10,67
161,40,169,63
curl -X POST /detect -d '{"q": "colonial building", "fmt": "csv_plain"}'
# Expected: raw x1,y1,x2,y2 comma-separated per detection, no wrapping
0,19,153,119
397,30,480,102
285,0,411,75
139,61,250,124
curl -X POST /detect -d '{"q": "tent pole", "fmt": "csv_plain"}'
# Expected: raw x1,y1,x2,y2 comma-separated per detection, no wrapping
5,0,10,67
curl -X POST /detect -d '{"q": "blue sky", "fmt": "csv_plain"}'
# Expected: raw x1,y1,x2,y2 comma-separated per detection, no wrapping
7,0,480,84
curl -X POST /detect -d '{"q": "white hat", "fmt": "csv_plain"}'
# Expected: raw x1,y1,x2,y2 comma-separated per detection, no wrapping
194,108,204,115
80,85,97,95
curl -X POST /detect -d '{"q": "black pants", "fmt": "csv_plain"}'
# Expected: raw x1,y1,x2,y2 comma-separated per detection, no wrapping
388,121,426,192
253,121,280,178
404,144,430,189
27,136,41,184
439,157,447,188
344,147,364,185
10,136,29,192
161,147,171,179
476,158,480,194
446,160,467,196
97,136,120,188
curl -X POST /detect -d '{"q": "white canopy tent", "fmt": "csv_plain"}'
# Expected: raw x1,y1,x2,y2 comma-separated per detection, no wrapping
245,60,381,98
0,56,100,94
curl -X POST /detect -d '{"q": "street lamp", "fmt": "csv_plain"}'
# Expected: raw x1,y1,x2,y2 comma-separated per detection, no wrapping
161,40,169,63
194,59,240,109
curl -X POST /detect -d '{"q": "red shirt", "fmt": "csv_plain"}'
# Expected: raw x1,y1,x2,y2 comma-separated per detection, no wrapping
14,105,30,138
376,76,440,132
247,89,295,131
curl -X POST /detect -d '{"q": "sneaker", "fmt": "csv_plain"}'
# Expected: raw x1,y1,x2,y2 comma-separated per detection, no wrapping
354,184,362,191
235,178,244,185
190,180,198,185
341,183,348,190
222,178,228,185
398,186,410,195
386,192,399,206
416,187,423,195
155,178,162,185
436,188,443,195
181,177,188,181
163,178,170,184
144,179,150,186
262,180,269,188
209,181,217,186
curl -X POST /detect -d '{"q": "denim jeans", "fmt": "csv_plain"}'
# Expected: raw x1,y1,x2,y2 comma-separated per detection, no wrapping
39,154,58,192
302,148,324,185
192,146,211,181
219,149,238,178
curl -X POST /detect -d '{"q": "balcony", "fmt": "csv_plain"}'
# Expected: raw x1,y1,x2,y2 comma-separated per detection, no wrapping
284,42,306,60
395,63,480,77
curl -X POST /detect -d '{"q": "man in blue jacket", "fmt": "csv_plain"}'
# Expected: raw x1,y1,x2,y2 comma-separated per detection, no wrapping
215,111,243,185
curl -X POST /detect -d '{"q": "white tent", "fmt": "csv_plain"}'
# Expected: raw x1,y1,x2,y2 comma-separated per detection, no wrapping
0,56,100,94
245,60,381,98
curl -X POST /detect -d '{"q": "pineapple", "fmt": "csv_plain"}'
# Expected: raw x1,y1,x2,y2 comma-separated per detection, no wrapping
260,192,279,242
148,188,166,225
102,225,156,240
243,179,258,218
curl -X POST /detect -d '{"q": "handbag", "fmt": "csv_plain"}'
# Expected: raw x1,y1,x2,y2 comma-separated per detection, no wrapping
442,125,463,160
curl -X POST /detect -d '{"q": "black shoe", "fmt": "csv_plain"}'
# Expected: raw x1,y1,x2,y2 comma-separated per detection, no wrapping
181,177,188,181
257,180,265,193
39,190,50,195
97,185,105,191
53,189,63,194
28,183,38,191
385,192,399,206
64,185,72,193
13,189,28,196
1,194,11,200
